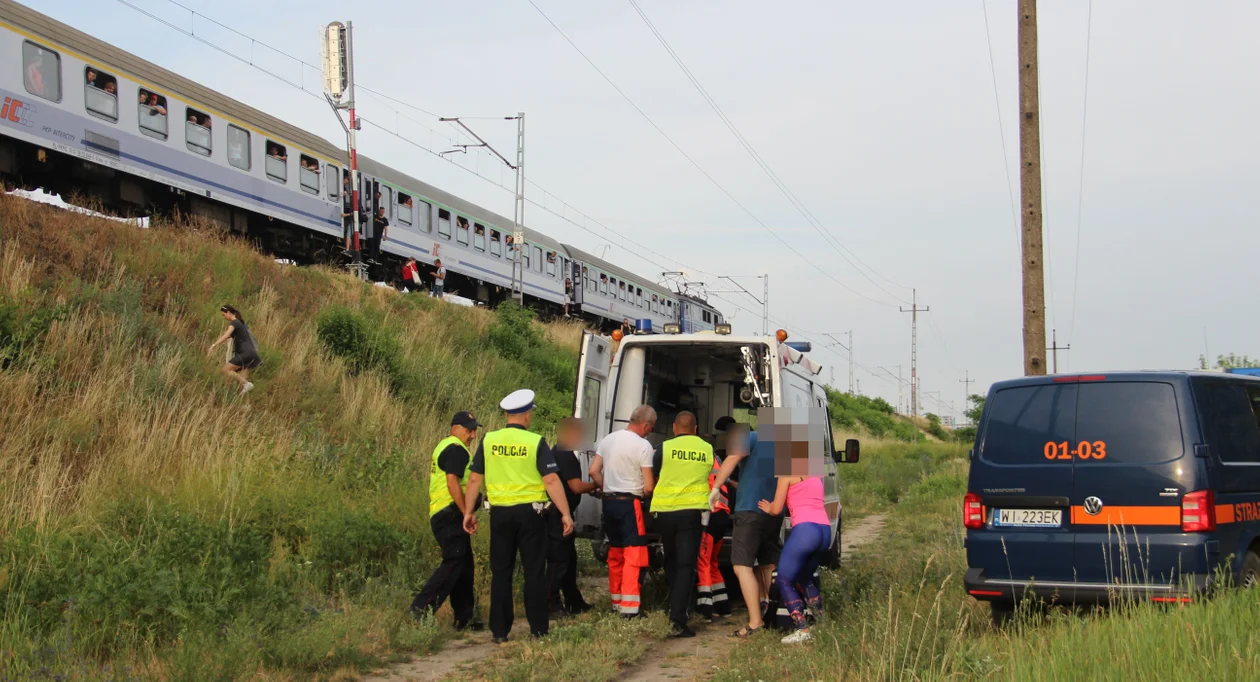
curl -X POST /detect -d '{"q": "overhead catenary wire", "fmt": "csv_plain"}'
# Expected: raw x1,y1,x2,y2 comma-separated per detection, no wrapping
626,0,911,303
524,0,902,309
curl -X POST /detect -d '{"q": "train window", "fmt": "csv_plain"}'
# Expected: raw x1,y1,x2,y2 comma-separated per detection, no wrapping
437,209,451,239
456,217,470,245
545,252,556,277
265,141,287,182
226,125,251,170
327,165,340,199
22,41,61,102
137,89,168,140
703,310,712,323
84,67,118,122
185,108,212,156
396,192,413,225
533,246,543,273
600,276,608,295
490,230,501,256
299,155,320,194
619,284,627,302
522,245,531,269
473,223,486,251
415,200,431,232
637,288,644,307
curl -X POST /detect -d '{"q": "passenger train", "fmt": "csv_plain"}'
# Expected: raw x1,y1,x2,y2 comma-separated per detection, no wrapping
0,0,723,333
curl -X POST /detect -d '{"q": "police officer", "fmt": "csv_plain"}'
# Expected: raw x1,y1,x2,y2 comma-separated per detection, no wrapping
651,410,713,638
410,411,482,629
462,389,574,643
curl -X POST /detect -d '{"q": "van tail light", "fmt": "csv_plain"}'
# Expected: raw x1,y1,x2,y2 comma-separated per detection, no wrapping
964,492,985,529
1181,490,1216,532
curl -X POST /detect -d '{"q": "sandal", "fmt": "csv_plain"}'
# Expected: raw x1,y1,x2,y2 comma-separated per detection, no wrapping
730,625,761,638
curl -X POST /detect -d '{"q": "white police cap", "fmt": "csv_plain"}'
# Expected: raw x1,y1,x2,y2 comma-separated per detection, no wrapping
500,389,536,414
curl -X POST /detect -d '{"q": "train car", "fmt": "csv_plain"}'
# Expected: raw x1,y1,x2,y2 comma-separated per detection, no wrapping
0,0,720,327
563,243,678,332
679,293,723,333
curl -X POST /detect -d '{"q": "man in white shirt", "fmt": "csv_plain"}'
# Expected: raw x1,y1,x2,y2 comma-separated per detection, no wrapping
588,404,657,617
432,259,446,298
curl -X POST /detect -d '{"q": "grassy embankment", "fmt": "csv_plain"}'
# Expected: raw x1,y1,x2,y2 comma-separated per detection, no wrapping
0,195,583,679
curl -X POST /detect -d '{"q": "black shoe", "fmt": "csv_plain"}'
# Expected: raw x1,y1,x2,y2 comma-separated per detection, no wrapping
493,635,509,644
621,612,645,621
566,602,594,615
456,620,485,632
671,624,697,638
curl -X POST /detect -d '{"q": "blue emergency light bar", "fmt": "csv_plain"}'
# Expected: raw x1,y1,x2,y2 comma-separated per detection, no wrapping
785,341,812,353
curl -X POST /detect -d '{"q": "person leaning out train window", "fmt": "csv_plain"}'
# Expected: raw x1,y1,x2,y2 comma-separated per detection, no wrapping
86,68,97,88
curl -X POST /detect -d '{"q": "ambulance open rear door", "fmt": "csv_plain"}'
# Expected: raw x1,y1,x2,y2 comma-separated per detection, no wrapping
572,330,612,538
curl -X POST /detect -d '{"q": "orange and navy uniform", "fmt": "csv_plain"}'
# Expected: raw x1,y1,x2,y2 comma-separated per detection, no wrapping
696,456,732,618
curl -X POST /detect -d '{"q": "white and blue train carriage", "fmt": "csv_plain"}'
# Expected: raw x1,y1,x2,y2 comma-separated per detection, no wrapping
0,0,724,328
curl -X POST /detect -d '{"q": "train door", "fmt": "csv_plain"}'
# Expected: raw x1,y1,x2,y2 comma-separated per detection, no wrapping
571,261,584,306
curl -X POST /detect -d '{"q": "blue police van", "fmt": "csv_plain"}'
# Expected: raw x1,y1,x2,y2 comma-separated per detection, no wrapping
963,371,1260,624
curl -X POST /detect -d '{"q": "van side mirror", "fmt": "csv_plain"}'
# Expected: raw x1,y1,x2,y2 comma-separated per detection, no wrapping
832,439,859,464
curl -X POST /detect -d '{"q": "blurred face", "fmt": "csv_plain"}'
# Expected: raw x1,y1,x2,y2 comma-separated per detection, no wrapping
104,82,115,94
556,424,582,450
453,424,477,445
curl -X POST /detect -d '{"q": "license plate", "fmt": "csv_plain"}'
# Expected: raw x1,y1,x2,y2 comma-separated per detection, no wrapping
993,508,1062,528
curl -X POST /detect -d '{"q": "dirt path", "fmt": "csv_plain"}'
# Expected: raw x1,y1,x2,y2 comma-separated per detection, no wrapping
359,634,495,682
362,515,887,682
613,513,888,682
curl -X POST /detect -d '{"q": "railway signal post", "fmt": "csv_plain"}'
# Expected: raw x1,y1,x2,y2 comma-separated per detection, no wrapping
321,21,365,281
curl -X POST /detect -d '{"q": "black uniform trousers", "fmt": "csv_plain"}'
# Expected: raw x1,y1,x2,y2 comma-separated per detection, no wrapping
655,508,705,628
410,506,475,628
490,503,550,639
546,508,586,611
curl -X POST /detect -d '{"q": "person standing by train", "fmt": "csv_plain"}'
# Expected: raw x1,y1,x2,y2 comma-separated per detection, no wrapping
650,411,712,638
588,405,657,618
411,411,483,631
432,259,446,299
207,305,260,395
696,441,732,622
341,173,356,254
462,390,574,643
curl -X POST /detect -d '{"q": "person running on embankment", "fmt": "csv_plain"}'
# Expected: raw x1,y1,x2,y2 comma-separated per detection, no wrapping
208,304,260,395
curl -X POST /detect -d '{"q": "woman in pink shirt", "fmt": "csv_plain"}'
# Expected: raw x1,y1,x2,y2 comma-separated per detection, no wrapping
759,474,830,644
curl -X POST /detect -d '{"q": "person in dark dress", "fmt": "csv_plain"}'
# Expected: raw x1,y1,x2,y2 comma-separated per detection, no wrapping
207,304,260,395
547,418,598,614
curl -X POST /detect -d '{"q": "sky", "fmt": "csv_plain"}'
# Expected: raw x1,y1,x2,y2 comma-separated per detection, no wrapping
21,0,1260,421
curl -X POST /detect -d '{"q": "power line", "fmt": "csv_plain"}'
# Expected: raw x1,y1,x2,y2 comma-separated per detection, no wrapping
1067,0,1094,345
525,0,901,309
979,0,1022,257
626,0,911,303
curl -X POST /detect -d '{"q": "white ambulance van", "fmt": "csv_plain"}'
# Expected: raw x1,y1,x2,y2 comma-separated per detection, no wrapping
571,324,860,570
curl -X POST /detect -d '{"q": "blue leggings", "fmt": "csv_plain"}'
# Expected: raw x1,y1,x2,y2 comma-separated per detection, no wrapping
775,522,830,630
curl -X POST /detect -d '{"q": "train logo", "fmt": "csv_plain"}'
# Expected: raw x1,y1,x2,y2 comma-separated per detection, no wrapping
0,96,35,128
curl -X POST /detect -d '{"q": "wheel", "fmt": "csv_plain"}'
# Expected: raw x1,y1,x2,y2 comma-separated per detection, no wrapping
1240,550,1260,588
990,601,1015,628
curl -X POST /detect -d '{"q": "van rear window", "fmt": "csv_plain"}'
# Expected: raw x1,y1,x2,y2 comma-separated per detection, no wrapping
1075,383,1183,463
981,382,1183,464
981,385,1076,463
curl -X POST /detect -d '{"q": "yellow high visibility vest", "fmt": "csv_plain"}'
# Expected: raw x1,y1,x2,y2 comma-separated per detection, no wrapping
482,427,548,506
651,434,713,512
429,435,471,517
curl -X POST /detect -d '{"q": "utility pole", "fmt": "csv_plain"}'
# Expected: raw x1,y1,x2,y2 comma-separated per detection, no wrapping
321,21,364,281
1019,0,1047,376
824,332,854,395
900,289,929,418
1047,329,1071,374
959,370,975,423
440,114,526,304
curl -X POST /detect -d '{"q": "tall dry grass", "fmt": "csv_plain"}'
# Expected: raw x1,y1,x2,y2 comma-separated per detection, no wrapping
0,194,583,676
